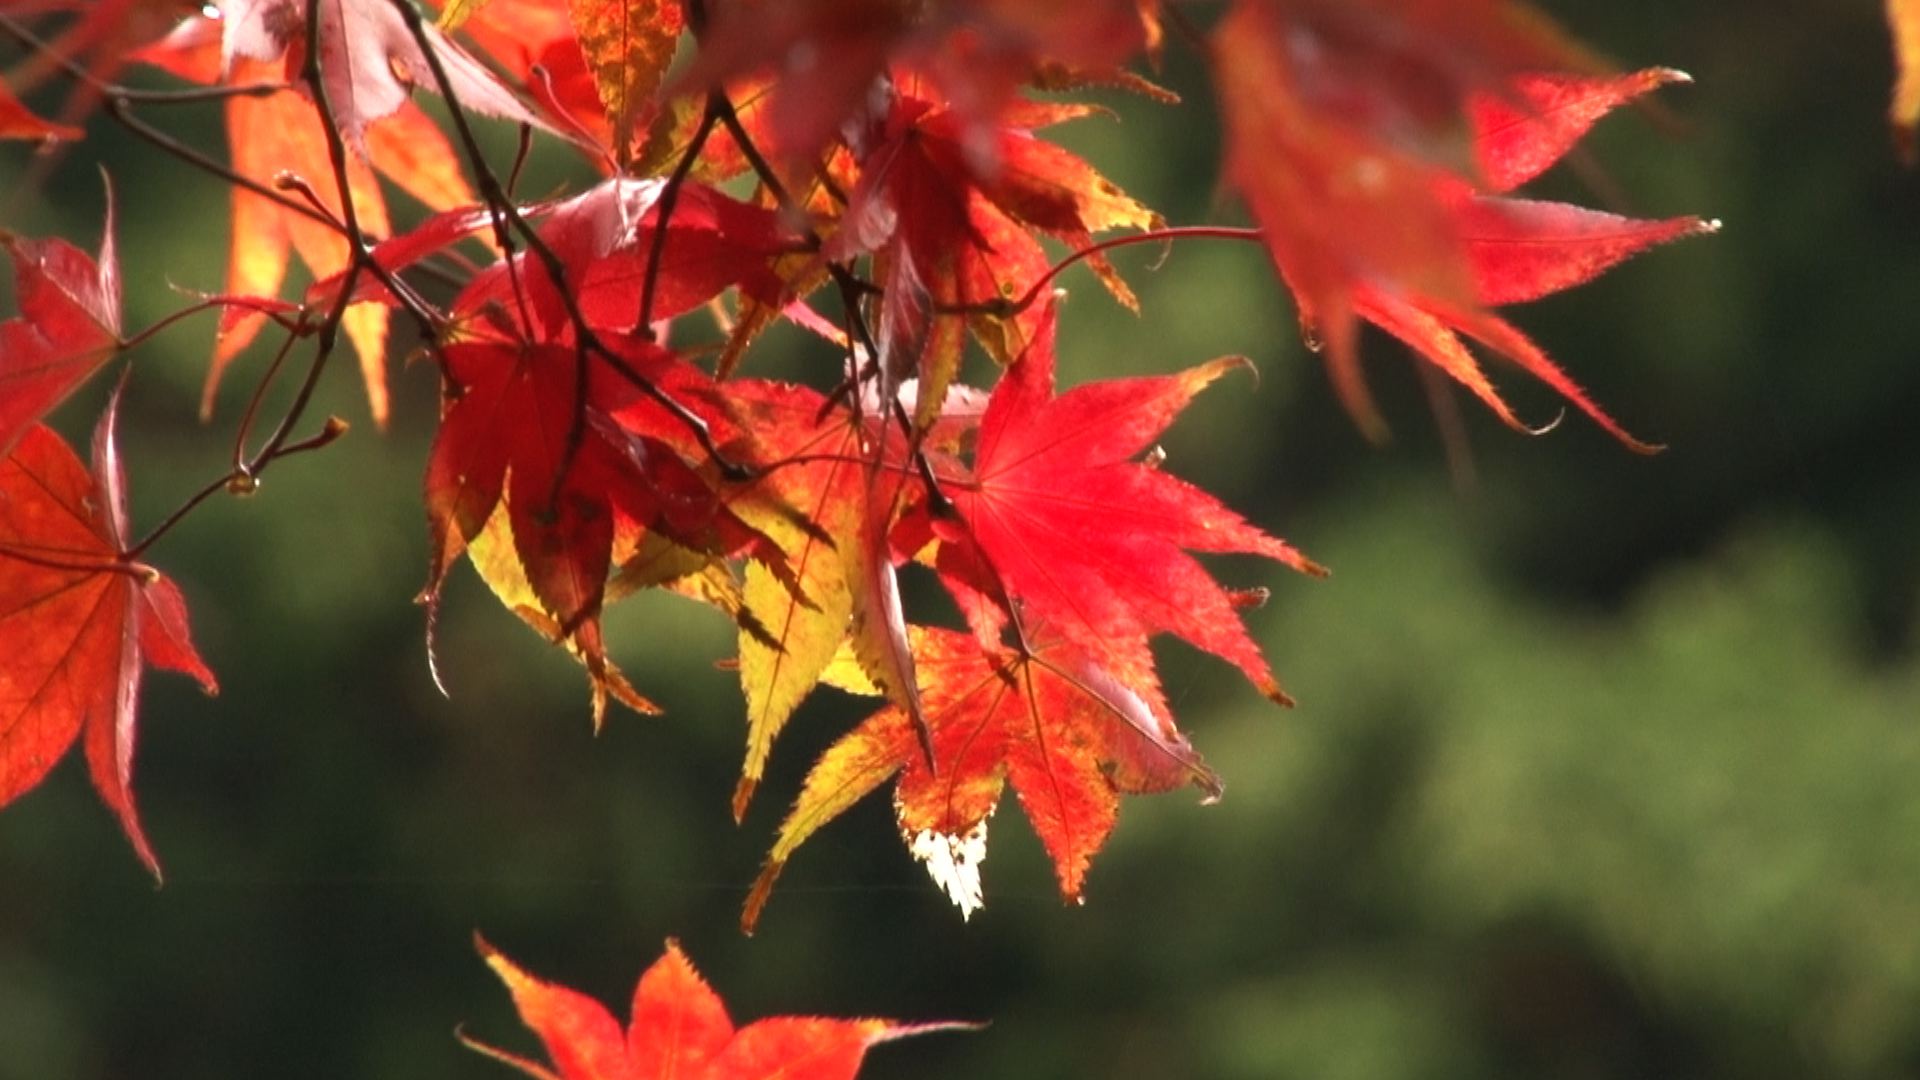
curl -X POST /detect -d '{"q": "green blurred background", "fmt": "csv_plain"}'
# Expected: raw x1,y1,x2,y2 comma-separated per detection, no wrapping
6,1,1920,1077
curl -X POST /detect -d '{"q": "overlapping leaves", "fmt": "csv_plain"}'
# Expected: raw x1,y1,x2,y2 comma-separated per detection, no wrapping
0,0,1717,926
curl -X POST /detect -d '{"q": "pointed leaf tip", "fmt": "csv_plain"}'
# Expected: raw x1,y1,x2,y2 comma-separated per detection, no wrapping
470,934,966,1075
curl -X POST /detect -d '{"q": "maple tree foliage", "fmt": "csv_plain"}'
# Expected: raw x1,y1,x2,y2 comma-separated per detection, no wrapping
465,936,972,1080
0,0,1737,1068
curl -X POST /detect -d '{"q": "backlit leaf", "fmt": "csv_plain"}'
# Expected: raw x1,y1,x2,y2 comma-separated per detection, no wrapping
469,936,972,1079
0,186,121,455
0,390,216,879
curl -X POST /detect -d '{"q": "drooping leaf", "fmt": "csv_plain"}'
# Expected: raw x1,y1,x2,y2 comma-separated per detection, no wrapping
1469,67,1691,192
1213,0,1712,447
1339,189,1718,451
0,186,121,455
468,935,972,1080
0,392,217,880
744,627,1219,930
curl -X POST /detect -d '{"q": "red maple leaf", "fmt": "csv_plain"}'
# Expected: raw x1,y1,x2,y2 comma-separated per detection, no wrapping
829,83,1160,422
0,387,218,879
743,626,1220,931
466,935,973,1080
934,309,1323,705
1214,0,1715,447
451,176,793,342
422,332,778,725
446,0,610,152
0,187,121,455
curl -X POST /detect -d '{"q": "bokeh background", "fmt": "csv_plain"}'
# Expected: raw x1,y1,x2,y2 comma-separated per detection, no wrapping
6,1,1920,1077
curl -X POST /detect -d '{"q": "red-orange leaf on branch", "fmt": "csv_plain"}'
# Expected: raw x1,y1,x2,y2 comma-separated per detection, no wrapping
743,626,1221,932
449,176,792,341
214,69,474,425
466,935,975,1080
0,388,217,880
829,81,1160,421
933,309,1323,705
1214,0,1715,448
0,190,121,455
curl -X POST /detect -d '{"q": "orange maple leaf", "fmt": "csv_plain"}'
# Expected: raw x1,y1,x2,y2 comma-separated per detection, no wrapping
466,935,974,1080
214,64,474,426
743,626,1220,931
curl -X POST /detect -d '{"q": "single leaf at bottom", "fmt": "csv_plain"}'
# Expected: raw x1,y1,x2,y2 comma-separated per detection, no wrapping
468,935,974,1080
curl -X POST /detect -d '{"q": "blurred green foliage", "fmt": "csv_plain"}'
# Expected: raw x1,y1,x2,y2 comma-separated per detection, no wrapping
4,1,1920,1077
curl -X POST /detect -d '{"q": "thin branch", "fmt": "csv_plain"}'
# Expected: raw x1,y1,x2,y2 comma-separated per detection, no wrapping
101,95,337,230
934,226,1265,320
634,97,718,336
125,414,349,562
0,11,286,104
233,328,306,471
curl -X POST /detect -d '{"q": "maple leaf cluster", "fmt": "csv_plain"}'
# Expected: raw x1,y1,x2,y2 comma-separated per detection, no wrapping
2,0,1715,956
